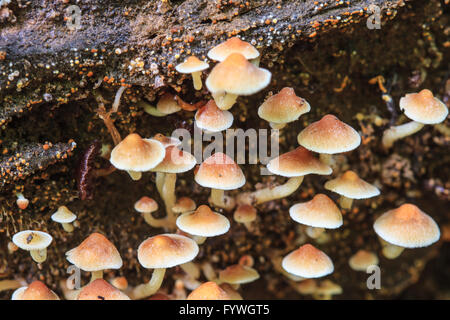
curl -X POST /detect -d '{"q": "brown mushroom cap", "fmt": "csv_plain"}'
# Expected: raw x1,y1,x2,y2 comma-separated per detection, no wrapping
297,114,361,154
77,279,130,300
348,250,379,271
187,281,230,300
219,264,260,284
324,170,380,199
134,196,158,213
175,56,209,73
373,204,440,248
399,89,448,124
12,281,59,300
157,93,182,115
195,100,234,132
137,234,199,269
289,194,343,229
66,233,123,272
267,146,332,177
151,145,196,173
282,244,334,278
207,37,260,61
110,133,165,172
172,197,196,214
234,204,257,223
206,53,271,95
176,205,230,237
195,152,246,190
258,87,311,124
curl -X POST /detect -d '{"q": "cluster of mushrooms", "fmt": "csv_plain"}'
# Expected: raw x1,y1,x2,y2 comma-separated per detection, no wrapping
7,37,447,300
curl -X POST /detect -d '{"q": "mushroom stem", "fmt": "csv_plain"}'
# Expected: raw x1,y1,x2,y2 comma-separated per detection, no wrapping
191,71,203,90
382,244,405,259
269,122,286,130
201,262,217,281
162,173,177,226
253,176,304,205
62,223,74,233
250,56,261,67
127,170,142,181
319,154,333,166
192,236,207,245
139,101,168,117
156,172,166,196
132,268,166,299
142,212,168,228
180,262,201,279
382,121,424,149
339,196,353,209
211,189,224,208
212,92,238,110
30,249,47,263
90,270,103,282
305,226,325,239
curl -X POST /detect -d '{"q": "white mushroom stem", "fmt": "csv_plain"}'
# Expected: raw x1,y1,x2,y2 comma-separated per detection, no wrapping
250,56,261,67
142,212,169,228
162,173,177,225
382,121,424,149
382,244,404,259
30,249,47,263
90,270,103,282
155,172,166,196
210,189,235,211
131,268,166,299
252,176,304,205
180,262,201,279
127,170,142,181
339,196,353,210
212,92,238,110
319,154,333,166
62,223,74,233
139,101,168,117
191,71,203,90
192,236,207,245
305,226,325,239
201,262,217,281
269,122,286,130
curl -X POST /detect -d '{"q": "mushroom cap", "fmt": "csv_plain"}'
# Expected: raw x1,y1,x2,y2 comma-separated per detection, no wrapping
175,56,209,73
195,100,234,132
258,87,311,124
207,37,260,62
11,281,59,300
206,53,271,95
219,264,260,284
234,204,257,223
289,194,343,229
12,230,52,251
66,233,123,272
324,170,380,199
282,244,334,278
157,93,181,114
137,233,199,269
77,279,130,300
297,114,361,154
348,250,379,271
373,203,440,248
152,133,182,148
399,89,448,124
110,133,165,172
187,281,230,300
172,197,196,214
195,152,246,190
152,146,197,173
51,205,76,224
267,146,332,177
110,276,128,291
134,196,158,213
176,205,230,237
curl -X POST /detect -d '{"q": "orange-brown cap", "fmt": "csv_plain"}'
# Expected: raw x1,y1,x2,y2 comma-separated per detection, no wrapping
137,233,199,269
66,233,123,272
373,203,440,248
297,114,361,154
399,89,448,124
152,133,182,148
151,146,196,173
110,276,128,291
157,93,182,115
77,279,130,300
324,170,380,199
267,146,332,177
134,196,158,213
289,194,342,229
187,281,230,300
195,152,246,190
282,244,334,278
348,250,378,271
172,197,196,214
234,204,257,223
176,56,209,73
176,205,230,237
206,53,271,95
110,133,165,172
258,87,310,124
11,281,59,300
219,264,260,284
207,37,259,61
195,100,234,132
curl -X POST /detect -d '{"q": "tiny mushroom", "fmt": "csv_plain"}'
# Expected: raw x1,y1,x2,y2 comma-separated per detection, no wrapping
15,192,29,210
207,36,260,64
134,196,166,228
348,250,379,272
175,56,209,90
172,197,197,214
51,205,77,233
152,133,182,195
218,264,260,287
324,170,380,209
11,280,59,300
157,93,182,115
234,204,257,230
282,244,334,279
77,279,130,300
187,281,230,300
12,230,53,263
195,99,234,133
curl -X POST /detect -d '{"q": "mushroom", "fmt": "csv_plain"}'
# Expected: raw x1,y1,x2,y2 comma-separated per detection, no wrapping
134,196,166,228
195,99,234,133
11,280,59,300
132,233,199,299
156,93,182,115
152,133,182,195
258,87,311,129
15,192,29,210
12,230,52,263
110,276,128,291
324,170,380,209
51,205,77,233
382,89,448,149
218,264,260,288
282,244,334,279
314,280,343,300
110,133,165,181
373,203,440,259
348,250,379,272
77,279,130,300
187,281,230,300
66,232,123,282
206,53,271,110
297,114,361,166
207,36,260,65
289,194,343,239
175,56,209,90
233,204,257,230
194,152,246,211
172,197,196,215
176,205,230,244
